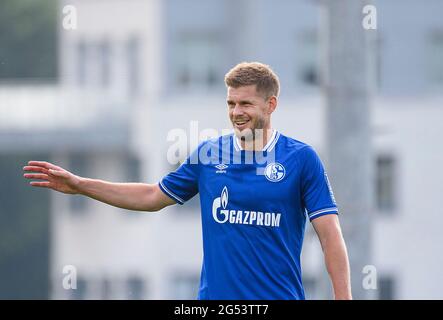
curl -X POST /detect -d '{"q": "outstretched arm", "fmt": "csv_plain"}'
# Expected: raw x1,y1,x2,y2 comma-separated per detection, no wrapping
312,214,352,300
23,161,176,212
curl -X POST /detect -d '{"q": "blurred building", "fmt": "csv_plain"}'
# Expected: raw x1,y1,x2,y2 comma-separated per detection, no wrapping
1,0,443,299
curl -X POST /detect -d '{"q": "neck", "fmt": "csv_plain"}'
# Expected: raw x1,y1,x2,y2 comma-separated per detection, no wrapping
239,127,274,151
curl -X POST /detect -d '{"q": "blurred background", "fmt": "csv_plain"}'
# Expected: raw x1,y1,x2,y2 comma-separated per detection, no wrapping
1,0,442,299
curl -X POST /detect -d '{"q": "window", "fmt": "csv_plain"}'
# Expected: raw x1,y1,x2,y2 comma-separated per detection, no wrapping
426,30,443,86
174,33,223,91
70,277,87,300
375,33,383,90
0,153,50,299
127,36,140,97
125,153,141,182
296,30,319,87
172,274,199,300
376,155,396,213
77,40,87,86
101,278,112,300
302,276,317,300
127,276,145,300
378,275,395,300
99,40,111,88
69,153,89,213
76,39,113,88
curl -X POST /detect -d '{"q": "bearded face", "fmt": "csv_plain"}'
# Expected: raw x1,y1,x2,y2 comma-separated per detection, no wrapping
227,85,273,144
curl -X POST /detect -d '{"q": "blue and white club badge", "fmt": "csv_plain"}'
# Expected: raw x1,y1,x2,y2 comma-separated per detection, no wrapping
264,162,286,182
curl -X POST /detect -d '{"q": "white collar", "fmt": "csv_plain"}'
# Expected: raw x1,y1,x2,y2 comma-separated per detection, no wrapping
234,129,279,152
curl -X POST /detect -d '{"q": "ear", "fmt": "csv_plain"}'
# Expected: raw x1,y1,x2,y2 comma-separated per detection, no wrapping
267,96,277,114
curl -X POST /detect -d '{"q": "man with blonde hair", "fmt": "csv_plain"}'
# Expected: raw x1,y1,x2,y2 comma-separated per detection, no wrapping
24,62,352,300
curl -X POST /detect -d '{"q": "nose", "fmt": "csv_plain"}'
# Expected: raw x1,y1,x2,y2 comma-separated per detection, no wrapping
232,104,244,117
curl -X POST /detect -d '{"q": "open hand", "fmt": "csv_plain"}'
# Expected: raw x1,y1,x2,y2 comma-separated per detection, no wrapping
23,161,81,194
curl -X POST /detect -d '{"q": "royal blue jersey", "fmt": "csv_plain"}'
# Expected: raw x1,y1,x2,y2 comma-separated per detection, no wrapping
159,130,338,300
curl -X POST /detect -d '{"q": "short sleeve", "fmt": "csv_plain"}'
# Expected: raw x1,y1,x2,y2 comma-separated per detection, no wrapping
300,146,338,222
159,147,200,205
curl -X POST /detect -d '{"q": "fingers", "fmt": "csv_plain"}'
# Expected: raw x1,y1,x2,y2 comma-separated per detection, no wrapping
23,162,70,186
29,181,51,188
27,161,63,171
23,173,49,180
24,161,64,190
23,166,50,174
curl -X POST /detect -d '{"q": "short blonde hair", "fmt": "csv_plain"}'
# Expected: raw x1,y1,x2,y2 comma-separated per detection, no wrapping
224,62,280,99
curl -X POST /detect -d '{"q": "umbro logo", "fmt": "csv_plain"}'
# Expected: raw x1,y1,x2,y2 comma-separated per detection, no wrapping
215,164,228,174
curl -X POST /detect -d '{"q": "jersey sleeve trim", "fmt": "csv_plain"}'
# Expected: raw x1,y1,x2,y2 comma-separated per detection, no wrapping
307,207,339,221
158,181,185,205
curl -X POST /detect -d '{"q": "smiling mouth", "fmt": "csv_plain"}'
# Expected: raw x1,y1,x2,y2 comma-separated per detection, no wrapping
234,120,250,127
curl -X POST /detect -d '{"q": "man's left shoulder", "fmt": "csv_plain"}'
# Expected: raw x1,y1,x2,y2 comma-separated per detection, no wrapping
277,132,311,153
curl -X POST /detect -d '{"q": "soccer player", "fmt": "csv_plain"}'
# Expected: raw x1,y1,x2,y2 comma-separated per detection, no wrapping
23,62,352,300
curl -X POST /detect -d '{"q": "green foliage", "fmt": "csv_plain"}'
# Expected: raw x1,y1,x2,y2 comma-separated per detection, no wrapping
0,0,58,80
